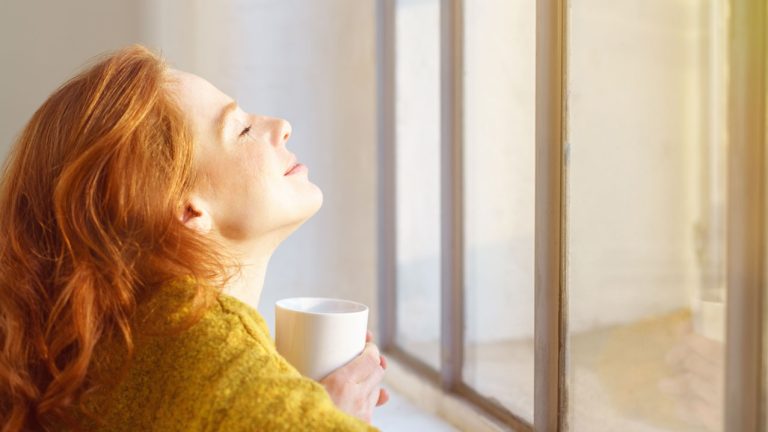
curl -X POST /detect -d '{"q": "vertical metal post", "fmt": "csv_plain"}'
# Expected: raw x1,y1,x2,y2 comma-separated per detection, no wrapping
440,0,465,391
377,0,397,350
534,0,567,430
724,0,767,430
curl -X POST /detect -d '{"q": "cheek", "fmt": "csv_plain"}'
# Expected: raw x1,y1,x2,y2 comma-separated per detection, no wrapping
241,142,279,176
200,151,267,234
240,150,280,200
231,150,293,229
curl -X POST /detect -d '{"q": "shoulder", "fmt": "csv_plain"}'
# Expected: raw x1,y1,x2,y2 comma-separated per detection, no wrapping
87,282,376,431
213,293,273,343
86,285,289,430
135,287,289,381
134,280,275,363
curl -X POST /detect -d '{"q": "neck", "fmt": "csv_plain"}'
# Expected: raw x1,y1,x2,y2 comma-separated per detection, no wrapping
224,246,274,308
218,227,296,308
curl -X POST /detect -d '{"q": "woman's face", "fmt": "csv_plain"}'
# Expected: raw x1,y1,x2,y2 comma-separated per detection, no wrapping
169,70,323,247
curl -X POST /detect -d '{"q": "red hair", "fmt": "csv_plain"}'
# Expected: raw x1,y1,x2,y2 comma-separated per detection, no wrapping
0,45,230,430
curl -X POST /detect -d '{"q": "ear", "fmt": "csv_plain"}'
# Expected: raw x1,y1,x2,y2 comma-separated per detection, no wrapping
178,195,213,234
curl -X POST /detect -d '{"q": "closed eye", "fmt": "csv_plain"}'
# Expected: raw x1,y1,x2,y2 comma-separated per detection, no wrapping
239,125,252,138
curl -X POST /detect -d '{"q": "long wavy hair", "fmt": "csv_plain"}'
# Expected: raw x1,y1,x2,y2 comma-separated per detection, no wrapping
0,45,230,431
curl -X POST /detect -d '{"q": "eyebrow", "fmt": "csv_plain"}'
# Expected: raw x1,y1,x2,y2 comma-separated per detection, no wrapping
216,100,239,138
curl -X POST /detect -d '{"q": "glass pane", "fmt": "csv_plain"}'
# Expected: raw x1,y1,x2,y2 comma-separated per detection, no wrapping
394,0,441,370
462,0,535,422
566,1,728,431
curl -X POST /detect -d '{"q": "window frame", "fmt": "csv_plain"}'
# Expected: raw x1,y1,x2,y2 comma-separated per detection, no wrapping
724,0,767,431
376,0,767,430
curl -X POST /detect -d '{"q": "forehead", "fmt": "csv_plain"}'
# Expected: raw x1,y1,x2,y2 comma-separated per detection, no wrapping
167,70,231,132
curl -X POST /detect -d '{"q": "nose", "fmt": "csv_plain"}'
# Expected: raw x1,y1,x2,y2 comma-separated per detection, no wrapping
274,118,291,147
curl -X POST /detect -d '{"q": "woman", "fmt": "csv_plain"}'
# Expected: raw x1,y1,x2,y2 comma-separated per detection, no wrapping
0,45,387,431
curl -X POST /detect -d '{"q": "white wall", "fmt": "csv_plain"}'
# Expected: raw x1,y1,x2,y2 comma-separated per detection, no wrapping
0,0,143,160
0,0,379,336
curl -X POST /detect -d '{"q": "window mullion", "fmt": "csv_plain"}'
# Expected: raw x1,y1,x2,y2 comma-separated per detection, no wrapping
376,0,397,352
724,0,767,430
534,0,567,430
440,0,465,391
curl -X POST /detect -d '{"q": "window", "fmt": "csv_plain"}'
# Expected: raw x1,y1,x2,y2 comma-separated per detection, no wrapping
462,0,535,423
565,1,728,430
379,0,534,428
377,1,767,430
393,0,442,371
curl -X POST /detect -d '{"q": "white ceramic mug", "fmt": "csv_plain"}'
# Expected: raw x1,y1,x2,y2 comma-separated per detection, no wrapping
275,297,369,381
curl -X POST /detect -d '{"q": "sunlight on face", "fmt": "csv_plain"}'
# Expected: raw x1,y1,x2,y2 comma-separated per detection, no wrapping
168,70,323,247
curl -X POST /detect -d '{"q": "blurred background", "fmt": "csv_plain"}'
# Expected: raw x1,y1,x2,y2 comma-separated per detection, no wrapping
1,1,765,431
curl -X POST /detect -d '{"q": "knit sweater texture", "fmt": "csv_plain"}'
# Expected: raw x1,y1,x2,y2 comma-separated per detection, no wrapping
78,281,378,431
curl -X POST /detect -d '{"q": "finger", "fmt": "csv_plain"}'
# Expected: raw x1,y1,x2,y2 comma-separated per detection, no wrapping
366,330,373,343
376,388,390,407
363,342,381,362
358,359,386,393
380,354,387,370
349,343,382,382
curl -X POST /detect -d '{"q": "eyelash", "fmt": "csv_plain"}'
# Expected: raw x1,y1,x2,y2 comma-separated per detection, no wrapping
239,125,252,138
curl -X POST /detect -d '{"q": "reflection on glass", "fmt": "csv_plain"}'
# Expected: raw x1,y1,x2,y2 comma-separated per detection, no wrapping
566,1,727,431
461,0,535,422
394,0,441,369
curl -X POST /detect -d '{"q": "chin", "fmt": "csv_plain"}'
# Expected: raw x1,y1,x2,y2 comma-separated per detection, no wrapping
266,184,323,241
308,186,324,215
299,179,323,209
288,185,324,228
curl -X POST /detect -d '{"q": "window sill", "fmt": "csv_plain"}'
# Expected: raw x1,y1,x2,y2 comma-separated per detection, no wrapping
380,356,515,431
373,384,457,431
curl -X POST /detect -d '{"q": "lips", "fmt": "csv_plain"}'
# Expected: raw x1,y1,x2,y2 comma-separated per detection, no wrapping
284,154,298,175
284,162,300,175
285,163,306,176
284,152,308,176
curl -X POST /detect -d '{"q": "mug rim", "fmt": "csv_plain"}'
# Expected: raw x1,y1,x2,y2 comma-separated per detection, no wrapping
275,297,368,315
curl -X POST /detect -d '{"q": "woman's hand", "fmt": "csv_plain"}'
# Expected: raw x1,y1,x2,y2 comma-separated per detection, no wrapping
320,331,390,423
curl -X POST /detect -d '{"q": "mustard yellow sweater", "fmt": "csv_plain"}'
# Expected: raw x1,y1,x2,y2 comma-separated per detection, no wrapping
80,283,378,431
